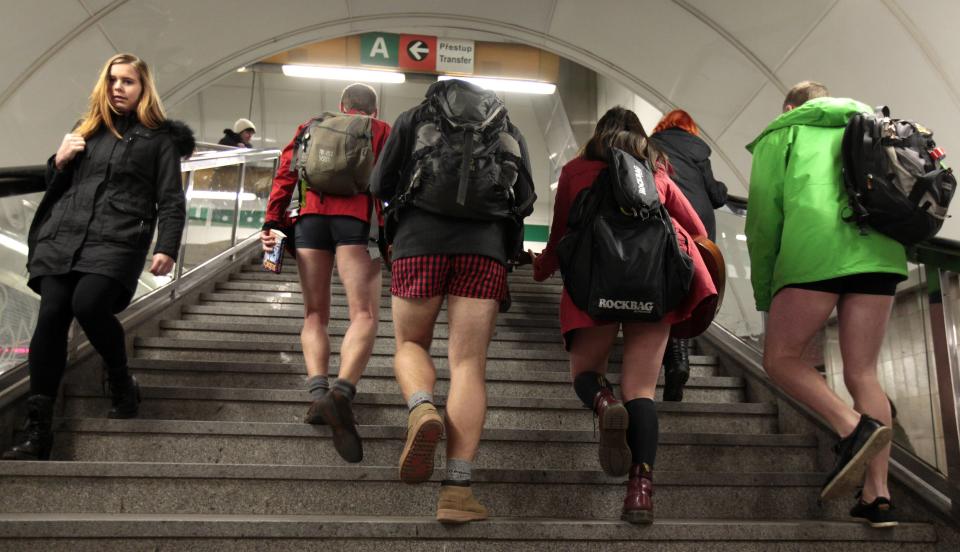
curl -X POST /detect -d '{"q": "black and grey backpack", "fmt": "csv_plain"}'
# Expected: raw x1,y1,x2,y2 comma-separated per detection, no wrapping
841,106,956,245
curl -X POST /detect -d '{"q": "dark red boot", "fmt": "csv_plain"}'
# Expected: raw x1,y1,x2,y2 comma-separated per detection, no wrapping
593,388,630,476
621,463,654,524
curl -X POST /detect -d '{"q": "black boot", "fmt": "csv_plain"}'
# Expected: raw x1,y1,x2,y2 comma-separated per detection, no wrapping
2,395,55,461
662,339,690,402
107,374,141,419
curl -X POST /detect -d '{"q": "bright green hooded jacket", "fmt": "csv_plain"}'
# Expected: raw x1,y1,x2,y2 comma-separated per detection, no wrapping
744,97,907,311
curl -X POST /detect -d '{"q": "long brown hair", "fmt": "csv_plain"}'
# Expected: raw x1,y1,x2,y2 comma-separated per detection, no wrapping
74,53,166,140
581,106,667,167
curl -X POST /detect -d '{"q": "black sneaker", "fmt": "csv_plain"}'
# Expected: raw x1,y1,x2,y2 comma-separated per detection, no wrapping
851,493,898,528
820,415,891,502
318,388,363,463
303,400,327,425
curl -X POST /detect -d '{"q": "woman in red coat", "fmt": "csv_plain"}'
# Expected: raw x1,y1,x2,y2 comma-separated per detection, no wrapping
532,106,717,524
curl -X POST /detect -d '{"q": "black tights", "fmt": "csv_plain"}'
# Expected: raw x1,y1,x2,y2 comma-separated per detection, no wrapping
29,273,129,397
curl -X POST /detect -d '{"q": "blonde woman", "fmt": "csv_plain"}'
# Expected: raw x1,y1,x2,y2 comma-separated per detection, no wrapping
3,53,193,461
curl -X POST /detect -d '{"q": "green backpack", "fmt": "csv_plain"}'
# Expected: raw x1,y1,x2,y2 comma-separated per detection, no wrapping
292,112,374,196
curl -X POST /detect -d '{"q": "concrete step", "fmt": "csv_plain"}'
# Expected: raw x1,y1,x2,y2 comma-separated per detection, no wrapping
0,514,936,551
51,418,817,473
202,291,560,315
0,461,854,521
118,359,736,401
159,318,566,344
182,303,561,328
60,387,777,433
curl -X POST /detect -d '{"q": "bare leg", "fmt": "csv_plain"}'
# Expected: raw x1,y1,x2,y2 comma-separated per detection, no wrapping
619,321,671,401
444,295,499,462
334,244,381,384
568,324,620,381
763,288,861,437
296,249,334,378
837,293,895,501
392,295,444,400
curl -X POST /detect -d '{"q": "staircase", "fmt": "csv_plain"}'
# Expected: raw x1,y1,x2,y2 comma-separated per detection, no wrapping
0,255,940,550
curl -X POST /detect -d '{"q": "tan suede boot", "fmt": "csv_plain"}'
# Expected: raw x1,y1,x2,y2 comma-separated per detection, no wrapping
436,484,488,524
398,402,444,483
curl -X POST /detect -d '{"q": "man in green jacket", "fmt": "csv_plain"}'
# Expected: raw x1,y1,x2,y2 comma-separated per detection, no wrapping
745,81,907,528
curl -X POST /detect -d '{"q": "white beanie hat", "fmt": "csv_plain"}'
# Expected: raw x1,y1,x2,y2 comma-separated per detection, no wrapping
233,118,256,134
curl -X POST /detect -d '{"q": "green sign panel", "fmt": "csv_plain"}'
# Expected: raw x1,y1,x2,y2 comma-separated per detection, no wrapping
360,33,399,67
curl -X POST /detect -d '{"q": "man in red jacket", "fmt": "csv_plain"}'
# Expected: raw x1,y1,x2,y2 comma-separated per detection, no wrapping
260,83,390,463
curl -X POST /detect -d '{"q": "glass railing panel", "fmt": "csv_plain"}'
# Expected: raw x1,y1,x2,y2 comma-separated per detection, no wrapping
0,192,42,375
179,164,243,273
235,159,276,243
714,206,764,351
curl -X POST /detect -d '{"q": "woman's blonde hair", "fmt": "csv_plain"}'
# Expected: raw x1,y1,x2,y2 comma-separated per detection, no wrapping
74,53,166,139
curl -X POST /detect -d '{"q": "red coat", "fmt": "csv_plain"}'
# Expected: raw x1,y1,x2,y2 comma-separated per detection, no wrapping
533,157,718,343
264,110,391,227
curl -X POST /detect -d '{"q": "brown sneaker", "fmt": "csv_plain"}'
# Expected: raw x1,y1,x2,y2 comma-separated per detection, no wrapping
436,484,488,524
594,387,630,477
303,400,327,425
398,402,444,483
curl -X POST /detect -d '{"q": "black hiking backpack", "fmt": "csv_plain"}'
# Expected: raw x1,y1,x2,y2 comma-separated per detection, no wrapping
841,106,956,245
555,148,694,322
397,80,533,222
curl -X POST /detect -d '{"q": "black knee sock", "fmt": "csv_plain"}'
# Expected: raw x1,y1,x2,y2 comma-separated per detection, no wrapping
625,398,658,467
573,371,612,410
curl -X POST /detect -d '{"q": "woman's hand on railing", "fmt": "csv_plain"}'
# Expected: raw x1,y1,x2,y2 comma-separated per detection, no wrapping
55,133,85,171
149,253,175,276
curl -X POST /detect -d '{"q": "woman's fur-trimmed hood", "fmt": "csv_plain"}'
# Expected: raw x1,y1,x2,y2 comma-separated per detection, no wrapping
159,119,196,158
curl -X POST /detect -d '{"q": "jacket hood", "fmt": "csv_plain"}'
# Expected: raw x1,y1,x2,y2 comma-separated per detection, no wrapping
746,97,870,153
160,119,196,158
652,128,710,161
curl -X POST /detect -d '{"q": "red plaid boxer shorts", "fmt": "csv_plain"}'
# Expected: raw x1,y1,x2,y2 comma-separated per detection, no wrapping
390,254,507,300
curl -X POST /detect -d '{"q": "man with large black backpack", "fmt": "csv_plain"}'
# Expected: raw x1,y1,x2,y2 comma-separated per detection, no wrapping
370,79,536,524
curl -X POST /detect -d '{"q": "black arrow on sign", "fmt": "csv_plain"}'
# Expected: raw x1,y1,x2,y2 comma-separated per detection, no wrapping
407,40,429,61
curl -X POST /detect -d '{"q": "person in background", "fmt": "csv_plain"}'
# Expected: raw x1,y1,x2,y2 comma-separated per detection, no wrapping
531,106,717,524
220,118,256,147
745,81,906,528
260,83,390,464
650,109,728,402
3,53,190,461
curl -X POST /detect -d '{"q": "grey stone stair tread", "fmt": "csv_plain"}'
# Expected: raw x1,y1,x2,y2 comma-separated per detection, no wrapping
201,292,560,313
159,319,565,343
217,284,564,304
0,513,935,542
53,419,806,447
0,460,823,485
63,386,769,413
182,304,560,327
124,358,730,386
135,336,572,361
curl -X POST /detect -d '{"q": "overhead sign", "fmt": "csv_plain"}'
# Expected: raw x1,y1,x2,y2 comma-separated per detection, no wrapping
398,34,436,71
360,32,398,67
359,33,474,75
437,39,475,74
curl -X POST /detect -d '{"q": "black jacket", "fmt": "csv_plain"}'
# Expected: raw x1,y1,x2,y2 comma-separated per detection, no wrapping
370,80,536,263
27,117,193,308
219,129,250,148
651,128,728,240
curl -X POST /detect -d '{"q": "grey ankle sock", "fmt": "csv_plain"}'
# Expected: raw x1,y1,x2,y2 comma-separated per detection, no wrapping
445,458,472,483
407,391,433,411
306,375,329,402
332,379,357,401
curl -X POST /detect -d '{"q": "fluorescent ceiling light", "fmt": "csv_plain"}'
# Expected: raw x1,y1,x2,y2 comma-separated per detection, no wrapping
437,75,556,95
187,191,258,201
282,64,405,83
549,152,558,160
736,234,747,242
0,233,28,255
549,181,559,190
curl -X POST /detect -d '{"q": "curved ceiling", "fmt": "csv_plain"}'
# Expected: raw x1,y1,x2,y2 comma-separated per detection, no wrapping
3,0,959,233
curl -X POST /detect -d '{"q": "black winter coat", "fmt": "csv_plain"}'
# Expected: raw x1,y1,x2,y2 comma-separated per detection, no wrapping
651,128,728,240
218,129,250,148
27,117,194,310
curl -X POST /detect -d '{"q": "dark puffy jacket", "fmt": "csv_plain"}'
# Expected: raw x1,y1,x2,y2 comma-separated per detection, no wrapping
27,117,193,309
650,128,727,240
219,129,250,148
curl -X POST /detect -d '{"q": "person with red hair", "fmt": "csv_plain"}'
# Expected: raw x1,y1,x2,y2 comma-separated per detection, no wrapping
651,109,728,403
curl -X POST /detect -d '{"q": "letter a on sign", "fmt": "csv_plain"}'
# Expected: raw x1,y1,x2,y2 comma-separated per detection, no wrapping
360,33,399,67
